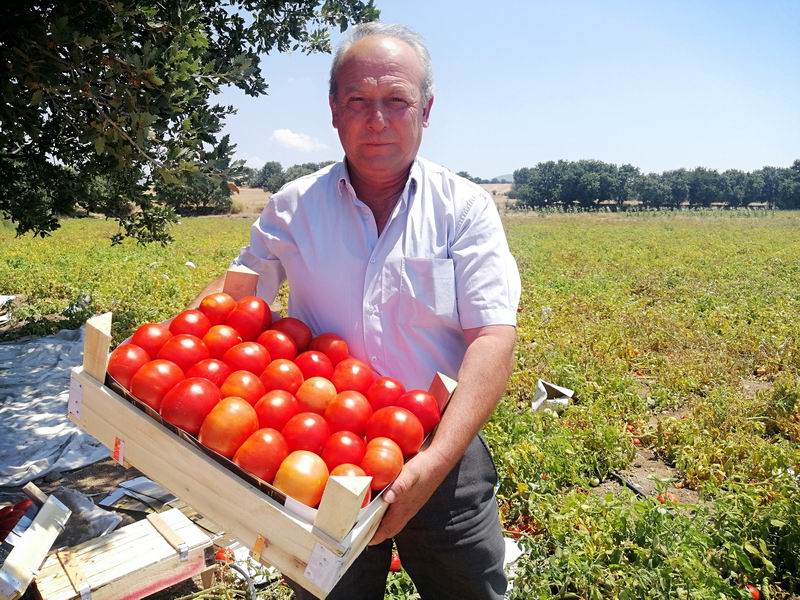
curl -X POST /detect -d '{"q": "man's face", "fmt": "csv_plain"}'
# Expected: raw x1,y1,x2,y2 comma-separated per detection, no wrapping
329,36,433,181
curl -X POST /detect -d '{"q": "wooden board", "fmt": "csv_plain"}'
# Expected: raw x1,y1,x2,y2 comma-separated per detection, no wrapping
0,496,71,600
35,508,211,600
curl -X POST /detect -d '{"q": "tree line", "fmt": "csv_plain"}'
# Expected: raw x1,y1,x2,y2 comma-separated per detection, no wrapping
509,160,800,210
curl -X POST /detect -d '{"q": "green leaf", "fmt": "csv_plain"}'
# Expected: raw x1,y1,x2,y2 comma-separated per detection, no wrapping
94,136,105,155
30,89,42,106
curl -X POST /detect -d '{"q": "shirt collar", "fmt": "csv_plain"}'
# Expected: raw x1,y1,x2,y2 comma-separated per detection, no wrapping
337,158,420,207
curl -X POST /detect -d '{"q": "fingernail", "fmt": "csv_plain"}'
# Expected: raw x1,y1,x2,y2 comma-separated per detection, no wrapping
384,489,396,503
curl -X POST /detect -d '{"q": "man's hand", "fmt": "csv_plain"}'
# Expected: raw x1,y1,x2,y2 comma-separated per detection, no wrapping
368,447,449,545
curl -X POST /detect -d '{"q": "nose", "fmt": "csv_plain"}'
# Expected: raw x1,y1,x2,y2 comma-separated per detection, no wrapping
366,102,387,131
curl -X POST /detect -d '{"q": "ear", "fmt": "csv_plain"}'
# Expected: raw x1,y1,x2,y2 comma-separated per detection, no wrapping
422,95,434,128
329,95,338,129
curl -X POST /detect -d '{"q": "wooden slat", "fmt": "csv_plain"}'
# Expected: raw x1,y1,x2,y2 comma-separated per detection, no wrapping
82,312,112,382
222,265,258,300
314,477,371,542
0,496,71,600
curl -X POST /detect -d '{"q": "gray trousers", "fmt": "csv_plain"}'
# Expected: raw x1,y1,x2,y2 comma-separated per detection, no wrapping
290,435,507,600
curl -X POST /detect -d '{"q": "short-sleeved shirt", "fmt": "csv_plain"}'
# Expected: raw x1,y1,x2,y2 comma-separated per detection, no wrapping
234,157,520,390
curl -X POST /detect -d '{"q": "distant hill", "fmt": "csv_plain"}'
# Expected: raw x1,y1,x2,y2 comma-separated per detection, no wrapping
492,174,513,183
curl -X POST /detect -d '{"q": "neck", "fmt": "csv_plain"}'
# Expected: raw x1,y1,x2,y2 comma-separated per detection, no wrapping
347,160,412,213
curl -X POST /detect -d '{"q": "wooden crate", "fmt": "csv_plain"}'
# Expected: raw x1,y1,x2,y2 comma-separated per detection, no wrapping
35,508,213,600
67,268,457,598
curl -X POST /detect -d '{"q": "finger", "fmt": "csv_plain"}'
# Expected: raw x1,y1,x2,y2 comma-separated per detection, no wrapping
383,465,418,504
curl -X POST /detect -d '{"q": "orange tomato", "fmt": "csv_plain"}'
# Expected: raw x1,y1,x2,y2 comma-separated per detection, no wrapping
273,451,329,507
220,370,266,405
198,396,259,458
295,376,337,414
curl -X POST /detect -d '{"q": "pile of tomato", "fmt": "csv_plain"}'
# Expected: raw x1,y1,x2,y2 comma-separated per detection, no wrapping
106,293,440,508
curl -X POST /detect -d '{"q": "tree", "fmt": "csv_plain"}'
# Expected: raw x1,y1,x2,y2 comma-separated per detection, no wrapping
636,173,670,208
254,161,286,192
0,1,378,243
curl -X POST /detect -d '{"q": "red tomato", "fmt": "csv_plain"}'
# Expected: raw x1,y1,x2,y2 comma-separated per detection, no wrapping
225,296,271,341
324,391,373,436
220,370,266,405
131,323,172,357
271,317,312,352
198,396,259,458
309,333,349,366
281,412,330,454
367,436,403,455
223,342,270,375
389,552,402,572
331,358,375,394
260,359,304,394
256,329,298,361
202,325,243,359
295,376,337,414
129,359,185,411
185,358,232,387
745,584,761,600
321,431,367,471
254,390,301,430
199,292,237,325
159,378,221,436
365,376,406,410
330,463,371,507
366,407,424,457
233,428,289,483
156,334,210,373
360,443,403,491
294,350,334,380
273,451,329,507
107,344,150,389
394,390,440,434
169,309,212,338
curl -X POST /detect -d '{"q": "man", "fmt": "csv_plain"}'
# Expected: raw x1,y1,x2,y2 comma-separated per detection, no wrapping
199,22,520,599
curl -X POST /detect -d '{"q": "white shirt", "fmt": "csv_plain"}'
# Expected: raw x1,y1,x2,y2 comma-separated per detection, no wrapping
234,157,521,390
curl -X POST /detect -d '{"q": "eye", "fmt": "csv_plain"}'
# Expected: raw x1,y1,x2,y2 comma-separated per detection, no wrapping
388,97,409,108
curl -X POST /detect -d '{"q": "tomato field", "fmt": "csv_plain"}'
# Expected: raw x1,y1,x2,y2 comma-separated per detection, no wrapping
2,210,799,599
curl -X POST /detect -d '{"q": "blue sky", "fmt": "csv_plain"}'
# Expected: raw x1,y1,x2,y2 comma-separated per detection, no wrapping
215,1,800,179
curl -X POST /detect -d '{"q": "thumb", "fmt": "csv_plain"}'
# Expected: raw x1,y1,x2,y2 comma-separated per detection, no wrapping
383,467,416,504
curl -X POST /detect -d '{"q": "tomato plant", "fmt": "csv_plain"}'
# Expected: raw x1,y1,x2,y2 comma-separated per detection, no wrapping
131,323,172,358
233,428,288,483
294,350,334,380
202,325,242,359
331,358,375,394
156,334,209,373
185,358,232,387
254,390,301,430
159,377,221,436
309,332,349,366
321,431,367,471
324,390,373,435
199,292,237,325
295,376,337,414
256,329,298,361
107,343,150,389
360,442,403,491
272,451,329,508
366,407,424,456
394,390,440,434
222,341,270,375
219,370,266,405
260,358,304,395
365,376,406,410
271,317,313,352
225,295,271,341
281,412,330,454
129,359,185,411
169,309,212,338
198,396,259,458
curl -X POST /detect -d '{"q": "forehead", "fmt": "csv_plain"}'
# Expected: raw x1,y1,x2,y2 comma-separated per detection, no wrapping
335,36,423,93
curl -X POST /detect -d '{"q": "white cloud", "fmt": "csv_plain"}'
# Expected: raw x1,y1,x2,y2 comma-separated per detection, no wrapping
270,128,327,153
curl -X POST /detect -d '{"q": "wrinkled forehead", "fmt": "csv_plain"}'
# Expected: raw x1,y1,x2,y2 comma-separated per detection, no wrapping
335,36,424,95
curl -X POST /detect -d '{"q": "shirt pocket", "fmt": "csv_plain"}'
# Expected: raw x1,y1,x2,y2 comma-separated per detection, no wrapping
382,257,458,326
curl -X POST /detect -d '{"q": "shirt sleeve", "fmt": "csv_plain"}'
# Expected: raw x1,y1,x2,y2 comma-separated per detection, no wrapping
231,200,288,305
450,192,521,329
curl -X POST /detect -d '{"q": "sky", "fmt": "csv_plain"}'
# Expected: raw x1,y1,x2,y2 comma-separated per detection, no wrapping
215,1,800,180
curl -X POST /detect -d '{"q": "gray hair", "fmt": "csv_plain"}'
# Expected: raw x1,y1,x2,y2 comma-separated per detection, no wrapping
329,23,434,105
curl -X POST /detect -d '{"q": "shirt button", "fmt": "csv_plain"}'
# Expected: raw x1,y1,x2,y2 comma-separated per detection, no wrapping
369,257,376,264
370,356,378,363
